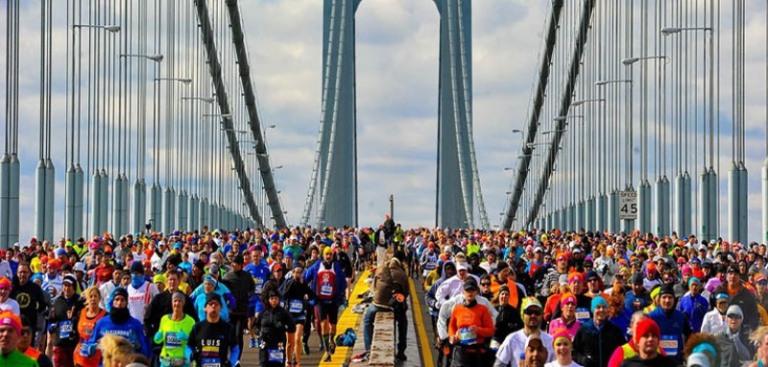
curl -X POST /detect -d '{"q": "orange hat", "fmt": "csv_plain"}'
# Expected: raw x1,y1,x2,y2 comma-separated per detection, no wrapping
0,311,21,335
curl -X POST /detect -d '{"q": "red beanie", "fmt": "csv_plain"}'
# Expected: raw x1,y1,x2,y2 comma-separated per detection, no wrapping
634,318,661,344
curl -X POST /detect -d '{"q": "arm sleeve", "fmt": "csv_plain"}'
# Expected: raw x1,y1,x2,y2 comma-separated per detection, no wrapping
477,307,495,338
437,300,453,340
607,344,624,367
447,309,458,339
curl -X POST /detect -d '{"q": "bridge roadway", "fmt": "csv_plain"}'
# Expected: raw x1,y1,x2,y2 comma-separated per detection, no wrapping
239,267,437,367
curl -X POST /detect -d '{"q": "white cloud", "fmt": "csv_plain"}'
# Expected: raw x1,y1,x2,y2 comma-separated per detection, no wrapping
2,0,768,243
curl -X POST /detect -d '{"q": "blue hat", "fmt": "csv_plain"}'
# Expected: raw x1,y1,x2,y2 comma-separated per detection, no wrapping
591,296,608,313
55,248,67,257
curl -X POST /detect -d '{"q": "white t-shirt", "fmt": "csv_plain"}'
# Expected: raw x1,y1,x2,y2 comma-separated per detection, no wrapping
545,361,583,367
0,298,20,314
99,281,118,309
494,330,554,367
127,281,158,321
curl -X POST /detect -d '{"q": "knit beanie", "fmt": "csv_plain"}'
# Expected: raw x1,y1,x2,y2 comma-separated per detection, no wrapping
591,296,608,313
634,318,661,344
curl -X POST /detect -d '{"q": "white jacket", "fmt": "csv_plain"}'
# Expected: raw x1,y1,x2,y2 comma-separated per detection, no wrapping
700,308,728,335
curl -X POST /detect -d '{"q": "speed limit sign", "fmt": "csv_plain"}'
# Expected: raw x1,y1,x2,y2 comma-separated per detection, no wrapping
618,191,638,220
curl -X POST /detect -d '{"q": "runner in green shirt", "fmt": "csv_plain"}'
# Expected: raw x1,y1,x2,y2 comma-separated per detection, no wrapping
0,310,38,367
153,291,195,367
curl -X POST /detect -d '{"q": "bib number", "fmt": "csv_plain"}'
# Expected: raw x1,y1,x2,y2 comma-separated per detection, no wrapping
458,327,476,345
201,358,221,367
59,320,73,339
268,349,284,363
254,278,264,294
320,283,333,297
165,332,182,348
660,335,678,356
288,299,303,313
575,308,590,321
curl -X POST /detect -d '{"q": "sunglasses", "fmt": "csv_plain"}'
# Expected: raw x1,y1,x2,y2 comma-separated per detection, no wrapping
480,282,491,286
727,314,743,320
524,308,542,316
588,278,598,283
615,275,625,280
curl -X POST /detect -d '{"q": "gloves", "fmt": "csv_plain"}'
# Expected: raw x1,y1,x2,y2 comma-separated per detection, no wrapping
153,331,164,344
80,343,97,357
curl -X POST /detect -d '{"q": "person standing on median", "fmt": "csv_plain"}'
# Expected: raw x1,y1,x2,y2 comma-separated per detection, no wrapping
353,252,409,363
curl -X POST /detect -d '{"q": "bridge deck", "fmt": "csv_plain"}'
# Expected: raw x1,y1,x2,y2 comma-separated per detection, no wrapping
239,268,436,366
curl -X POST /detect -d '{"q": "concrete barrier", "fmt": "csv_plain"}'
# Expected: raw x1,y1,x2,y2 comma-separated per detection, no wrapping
368,311,396,366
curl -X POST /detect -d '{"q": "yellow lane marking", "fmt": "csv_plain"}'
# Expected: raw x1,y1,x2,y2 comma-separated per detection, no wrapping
410,277,435,367
319,269,370,366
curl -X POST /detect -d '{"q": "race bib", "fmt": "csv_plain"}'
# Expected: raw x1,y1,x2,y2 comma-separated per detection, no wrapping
59,320,73,339
254,278,264,294
267,349,284,363
660,335,678,356
288,299,303,313
165,332,182,348
201,357,221,367
458,327,476,345
320,283,333,297
575,308,590,321
425,262,436,270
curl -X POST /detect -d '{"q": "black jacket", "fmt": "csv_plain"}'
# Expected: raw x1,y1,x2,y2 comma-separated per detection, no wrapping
222,269,255,315
493,304,523,343
572,319,626,367
11,279,47,330
254,305,296,347
49,294,85,347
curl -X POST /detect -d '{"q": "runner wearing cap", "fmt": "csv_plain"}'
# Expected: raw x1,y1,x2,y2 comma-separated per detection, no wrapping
435,262,480,309
551,274,593,324
303,245,347,362
494,297,554,367
0,277,19,314
545,328,581,367
619,318,676,367
153,291,195,367
678,276,708,333
700,291,729,334
83,287,150,357
0,311,36,366
716,305,754,367
648,284,690,363
47,274,84,367
187,293,240,367
713,265,760,331
126,260,158,322
572,296,625,367
446,278,495,366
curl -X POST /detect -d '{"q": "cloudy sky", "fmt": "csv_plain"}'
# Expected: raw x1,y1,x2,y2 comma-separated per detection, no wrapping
3,0,768,243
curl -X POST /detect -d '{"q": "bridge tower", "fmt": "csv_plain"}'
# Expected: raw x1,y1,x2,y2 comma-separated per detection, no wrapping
302,0,489,229
434,0,488,229
302,0,362,228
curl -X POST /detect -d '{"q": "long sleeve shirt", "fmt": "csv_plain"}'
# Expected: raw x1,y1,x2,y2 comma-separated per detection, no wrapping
448,301,495,345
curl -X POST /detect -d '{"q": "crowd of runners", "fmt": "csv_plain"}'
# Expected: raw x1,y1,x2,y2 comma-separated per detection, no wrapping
0,218,766,367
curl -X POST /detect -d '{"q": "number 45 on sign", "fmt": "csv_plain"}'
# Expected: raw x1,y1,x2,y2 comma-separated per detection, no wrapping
618,191,638,220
